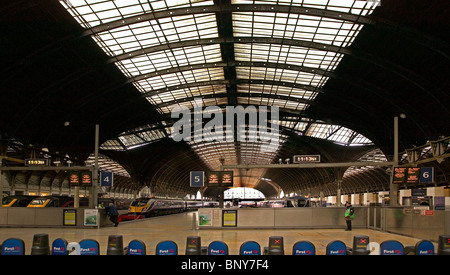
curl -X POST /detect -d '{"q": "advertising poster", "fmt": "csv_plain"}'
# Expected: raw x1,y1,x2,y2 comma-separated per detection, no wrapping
199,211,212,226
84,209,98,226
63,209,76,226
222,210,237,227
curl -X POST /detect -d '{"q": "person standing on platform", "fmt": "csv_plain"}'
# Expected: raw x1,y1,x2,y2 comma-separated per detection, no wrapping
344,201,354,231
107,202,119,227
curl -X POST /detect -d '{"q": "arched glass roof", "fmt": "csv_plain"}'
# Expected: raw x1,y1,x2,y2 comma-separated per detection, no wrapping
61,0,377,189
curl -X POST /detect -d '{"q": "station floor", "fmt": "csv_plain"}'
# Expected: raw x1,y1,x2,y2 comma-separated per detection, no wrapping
0,211,434,255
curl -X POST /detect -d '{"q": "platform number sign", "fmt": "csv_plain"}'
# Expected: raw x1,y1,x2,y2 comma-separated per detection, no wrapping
419,167,434,183
190,171,204,187
100,171,113,187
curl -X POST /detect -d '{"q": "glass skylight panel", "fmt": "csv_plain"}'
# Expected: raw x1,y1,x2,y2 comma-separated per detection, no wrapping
60,0,215,28
233,12,361,47
235,43,343,71
237,67,326,87
306,123,374,146
133,67,224,93
115,44,221,77
231,0,377,16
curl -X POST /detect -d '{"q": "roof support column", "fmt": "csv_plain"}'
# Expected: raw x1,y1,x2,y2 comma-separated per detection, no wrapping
390,116,399,206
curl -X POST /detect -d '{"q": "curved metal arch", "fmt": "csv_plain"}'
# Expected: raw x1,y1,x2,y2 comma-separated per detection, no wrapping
156,91,313,109
114,36,436,99
85,4,372,37
142,79,324,98
83,3,449,62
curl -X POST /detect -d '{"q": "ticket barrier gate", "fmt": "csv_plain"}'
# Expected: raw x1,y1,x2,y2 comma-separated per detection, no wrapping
185,236,206,255
52,238,68,255
326,240,347,255
292,241,315,255
156,240,178,255
240,241,261,255
208,241,228,255
438,235,450,255
1,238,25,255
404,240,435,255
379,240,404,255
347,235,370,255
31,233,50,255
264,236,284,255
107,235,124,255
127,240,147,255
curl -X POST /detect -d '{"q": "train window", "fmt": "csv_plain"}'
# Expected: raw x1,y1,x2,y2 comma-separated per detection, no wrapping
131,198,149,207
29,198,47,206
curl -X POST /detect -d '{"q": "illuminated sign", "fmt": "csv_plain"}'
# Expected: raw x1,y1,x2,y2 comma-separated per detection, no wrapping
81,171,92,187
25,158,49,166
406,167,420,184
293,155,321,163
207,171,220,187
392,167,407,184
207,171,234,187
221,171,234,187
69,172,81,186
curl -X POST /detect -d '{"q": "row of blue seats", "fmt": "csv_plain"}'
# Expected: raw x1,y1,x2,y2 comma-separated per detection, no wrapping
1,234,448,255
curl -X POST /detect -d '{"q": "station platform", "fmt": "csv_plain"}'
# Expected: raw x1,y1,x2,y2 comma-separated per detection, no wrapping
0,211,436,255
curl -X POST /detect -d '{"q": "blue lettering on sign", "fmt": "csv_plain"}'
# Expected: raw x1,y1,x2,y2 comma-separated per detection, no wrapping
208,241,228,255
380,241,404,255
1,239,25,255
417,241,434,255
293,241,315,255
240,241,261,255
156,241,178,255
419,167,434,183
327,241,347,255
79,239,99,255
52,238,68,255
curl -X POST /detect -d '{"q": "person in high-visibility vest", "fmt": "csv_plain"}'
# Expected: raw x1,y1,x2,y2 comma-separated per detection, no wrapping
344,201,355,231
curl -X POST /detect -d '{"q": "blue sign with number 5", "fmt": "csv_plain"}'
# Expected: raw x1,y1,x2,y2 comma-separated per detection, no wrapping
190,171,204,187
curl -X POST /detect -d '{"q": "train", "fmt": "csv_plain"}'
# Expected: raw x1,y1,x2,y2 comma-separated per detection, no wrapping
256,196,310,208
127,197,219,218
2,195,38,207
23,195,132,209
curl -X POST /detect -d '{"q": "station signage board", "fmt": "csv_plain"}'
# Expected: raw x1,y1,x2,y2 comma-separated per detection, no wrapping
293,155,321,163
406,167,420,184
393,167,434,184
221,171,234,187
207,171,220,187
100,171,114,187
207,171,234,187
25,158,49,166
392,167,407,184
190,171,204,187
81,171,92,187
69,171,81,186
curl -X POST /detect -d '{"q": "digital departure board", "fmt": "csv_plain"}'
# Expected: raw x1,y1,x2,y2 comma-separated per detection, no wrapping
25,158,49,166
207,171,234,187
406,167,420,184
392,167,407,184
220,171,234,187
293,155,321,163
69,172,81,186
207,171,220,187
81,171,92,187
